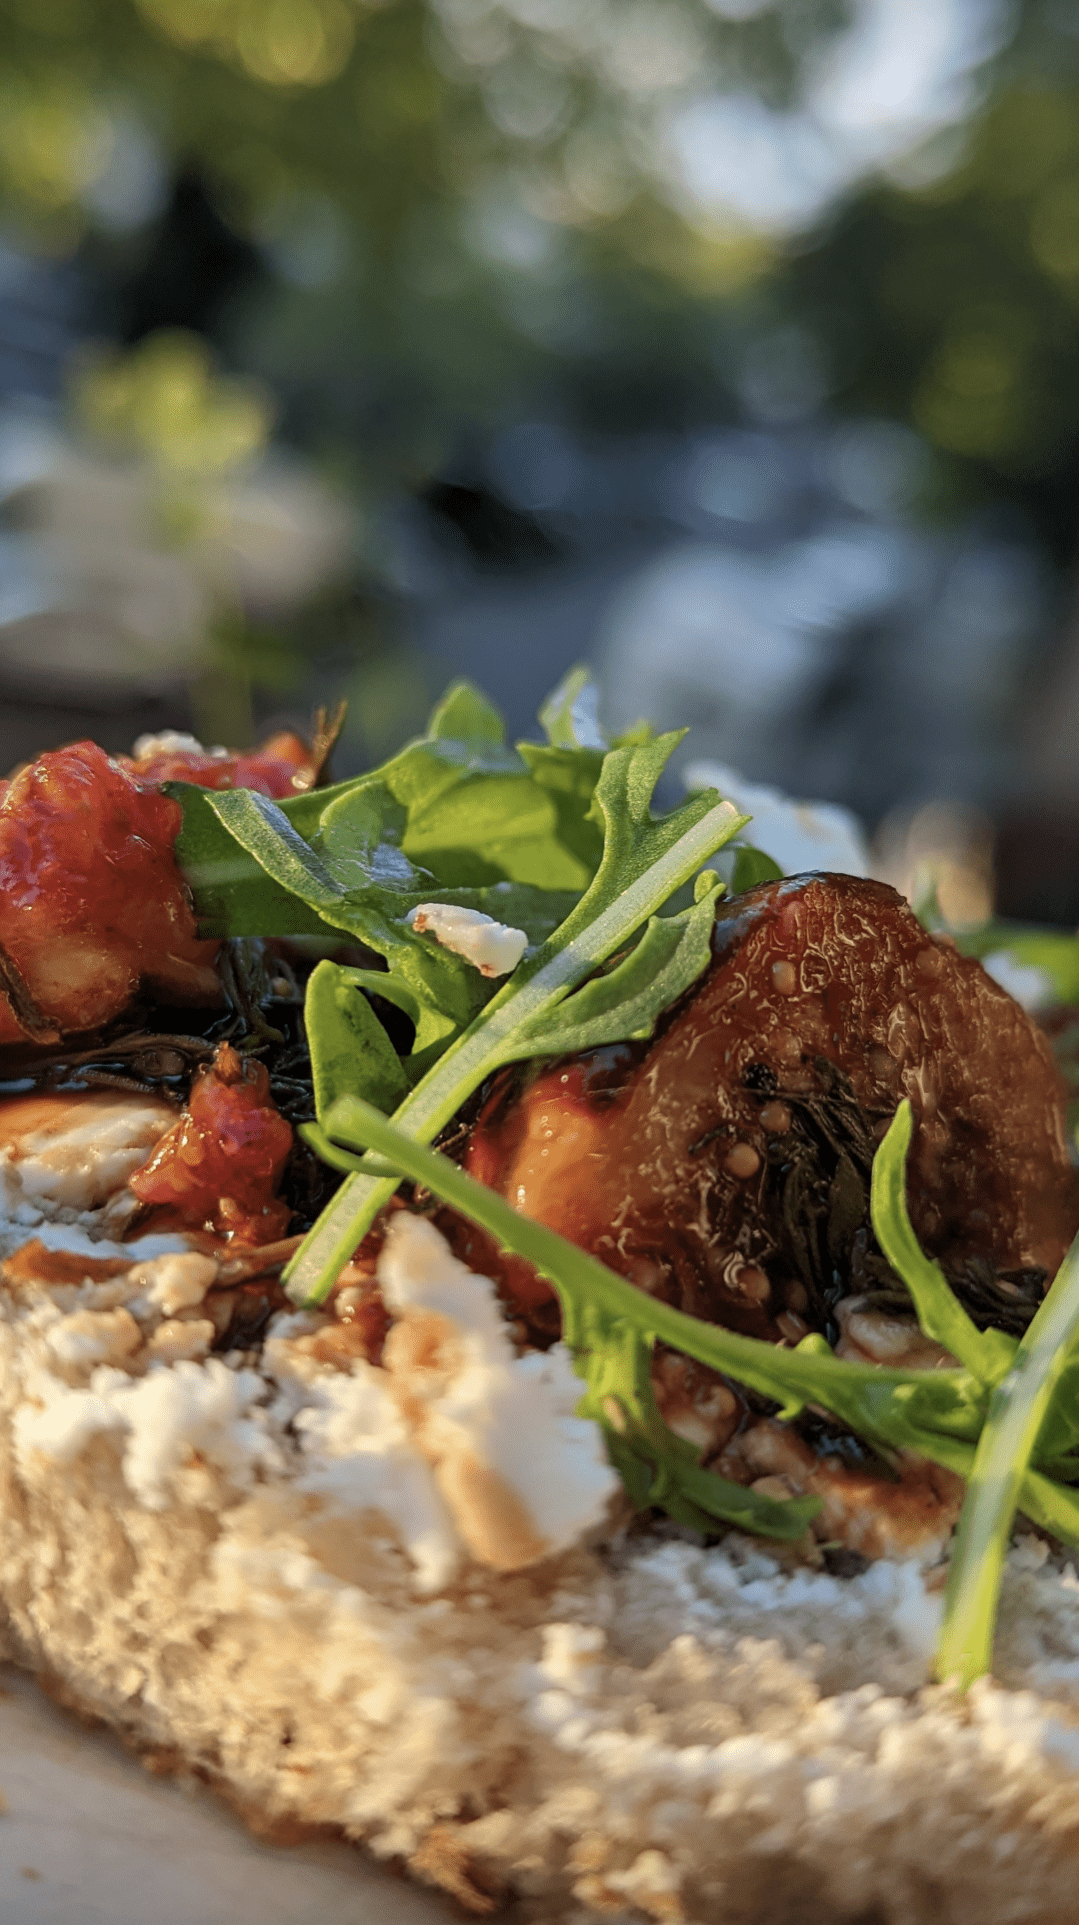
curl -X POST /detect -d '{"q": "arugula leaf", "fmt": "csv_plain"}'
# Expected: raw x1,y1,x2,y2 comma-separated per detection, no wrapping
285,733,749,1304
936,1228,1079,1689
310,1093,983,1457
868,1102,1079,1683
305,961,409,1118
311,1091,829,1541
425,679,506,744
172,780,351,942
731,846,784,892
870,1102,1017,1385
538,664,607,750
515,741,606,879
579,1322,820,1541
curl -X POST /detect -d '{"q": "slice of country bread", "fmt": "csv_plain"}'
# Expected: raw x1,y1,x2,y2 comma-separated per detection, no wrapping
6,1229,1079,1925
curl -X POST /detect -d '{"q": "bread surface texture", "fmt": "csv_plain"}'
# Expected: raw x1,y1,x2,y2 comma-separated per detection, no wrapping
7,1267,1079,1925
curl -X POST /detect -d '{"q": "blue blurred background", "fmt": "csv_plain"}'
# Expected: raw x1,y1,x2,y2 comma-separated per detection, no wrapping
3,0,1079,919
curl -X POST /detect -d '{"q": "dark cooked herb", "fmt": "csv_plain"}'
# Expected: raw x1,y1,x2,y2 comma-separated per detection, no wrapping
208,1278,289,1353
746,1056,893,1332
0,1028,217,1098
217,939,286,1045
945,1257,1045,1338
742,1061,778,1095
744,1056,1042,1343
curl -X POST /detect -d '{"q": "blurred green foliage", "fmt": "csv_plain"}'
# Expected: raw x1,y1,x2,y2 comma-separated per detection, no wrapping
6,0,1079,715
0,0,842,480
781,17,1079,550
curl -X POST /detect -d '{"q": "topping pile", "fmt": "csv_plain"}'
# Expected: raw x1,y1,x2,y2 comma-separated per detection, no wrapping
3,675,1079,1690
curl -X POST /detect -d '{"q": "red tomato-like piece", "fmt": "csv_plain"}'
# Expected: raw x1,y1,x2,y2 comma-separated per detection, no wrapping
129,1042,293,1243
120,730,315,798
0,741,219,1046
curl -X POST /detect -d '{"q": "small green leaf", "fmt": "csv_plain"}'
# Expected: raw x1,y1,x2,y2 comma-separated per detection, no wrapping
731,845,784,892
171,782,347,941
500,883,723,1063
539,665,606,749
306,961,409,1118
954,920,1079,1005
425,680,506,744
515,741,606,880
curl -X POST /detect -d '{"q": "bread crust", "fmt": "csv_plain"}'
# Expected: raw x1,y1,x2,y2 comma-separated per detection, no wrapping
7,1282,1079,1925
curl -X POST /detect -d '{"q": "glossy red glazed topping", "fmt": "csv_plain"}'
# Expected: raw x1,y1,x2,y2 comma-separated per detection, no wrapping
129,1042,293,1243
0,730,326,1047
120,730,316,798
0,741,219,1046
444,874,1079,1342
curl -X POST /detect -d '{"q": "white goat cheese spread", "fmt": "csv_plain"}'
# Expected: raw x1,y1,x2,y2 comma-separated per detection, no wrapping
408,902,529,977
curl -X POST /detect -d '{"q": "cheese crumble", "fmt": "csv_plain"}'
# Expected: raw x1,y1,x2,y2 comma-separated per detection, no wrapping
0,1086,618,1588
408,903,529,977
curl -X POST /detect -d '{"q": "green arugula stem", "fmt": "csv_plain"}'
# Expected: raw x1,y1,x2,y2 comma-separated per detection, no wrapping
936,1228,1079,1689
315,1096,1079,1571
284,790,744,1304
318,1093,970,1435
871,1101,1016,1385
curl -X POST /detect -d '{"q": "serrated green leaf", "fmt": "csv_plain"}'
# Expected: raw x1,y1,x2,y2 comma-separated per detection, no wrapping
500,883,723,1062
515,741,606,879
938,1226,1079,1689
171,781,349,941
286,735,748,1304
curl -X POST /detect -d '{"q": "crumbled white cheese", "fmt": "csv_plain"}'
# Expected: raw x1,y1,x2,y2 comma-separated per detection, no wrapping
12,1220,192,1266
0,1091,177,1219
146,1316,216,1363
408,903,528,978
130,729,227,760
292,1369,461,1593
265,1214,621,1590
127,1251,218,1318
15,1358,278,1506
683,759,870,880
982,950,1057,1013
376,1213,619,1570
45,1307,142,1367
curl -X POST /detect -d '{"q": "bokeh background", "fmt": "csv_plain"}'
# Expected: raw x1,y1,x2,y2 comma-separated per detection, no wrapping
3,0,1079,920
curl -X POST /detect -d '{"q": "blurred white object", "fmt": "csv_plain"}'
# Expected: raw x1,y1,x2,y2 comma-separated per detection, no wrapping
0,394,353,686
980,952,1056,1014
598,527,915,780
684,759,871,878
